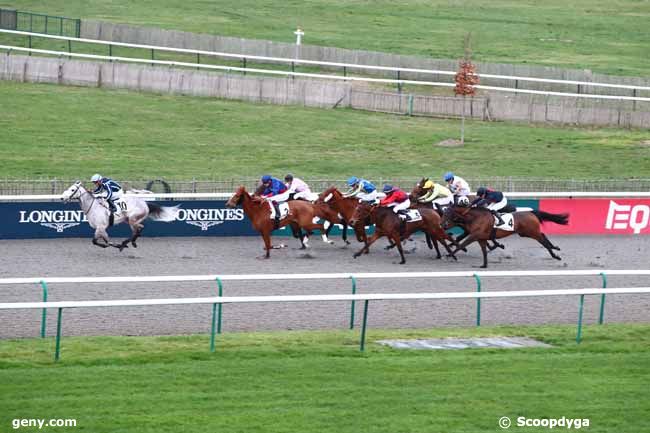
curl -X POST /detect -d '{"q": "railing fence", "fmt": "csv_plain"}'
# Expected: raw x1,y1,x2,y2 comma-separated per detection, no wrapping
0,9,80,38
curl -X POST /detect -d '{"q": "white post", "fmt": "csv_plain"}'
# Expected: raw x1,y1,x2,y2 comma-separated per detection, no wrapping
294,27,304,59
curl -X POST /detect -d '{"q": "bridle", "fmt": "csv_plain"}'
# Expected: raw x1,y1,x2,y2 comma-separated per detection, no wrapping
69,183,97,214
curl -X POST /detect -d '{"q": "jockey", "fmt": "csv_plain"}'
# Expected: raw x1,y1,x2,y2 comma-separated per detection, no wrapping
380,184,411,220
343,176,379,202
91,174,123,213
260,174,289,224
418,180,453,208
471,186,507,225
443,172,471,202
284,173,316,202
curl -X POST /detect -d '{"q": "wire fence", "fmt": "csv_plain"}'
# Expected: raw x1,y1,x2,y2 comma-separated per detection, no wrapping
2,177,650,196
0,8,80,38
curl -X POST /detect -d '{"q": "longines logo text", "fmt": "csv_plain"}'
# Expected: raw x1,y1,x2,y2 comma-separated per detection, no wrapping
176,208,245,231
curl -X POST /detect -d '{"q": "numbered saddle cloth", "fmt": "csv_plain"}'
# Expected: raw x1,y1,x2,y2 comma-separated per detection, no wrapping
113,198,128,215
494,213,515,231
404,209,422,222
268,202,291,220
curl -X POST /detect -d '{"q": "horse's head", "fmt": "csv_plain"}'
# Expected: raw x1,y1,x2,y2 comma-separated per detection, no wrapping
441,205,458,230
226,186,247,208
349,200,374,226
316,186,339,204
61,181,84,203
410,177,428,200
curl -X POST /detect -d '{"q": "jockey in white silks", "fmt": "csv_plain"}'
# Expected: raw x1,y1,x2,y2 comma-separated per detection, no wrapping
284,173,318,202
443,171,471,202
343,176,379,202
418,180,453,207
91,174,124,213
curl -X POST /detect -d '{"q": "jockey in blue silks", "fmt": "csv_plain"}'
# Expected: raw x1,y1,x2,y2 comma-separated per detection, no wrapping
91,174,123,213
471,186,508,225
260,175,290,225
343,176,379,202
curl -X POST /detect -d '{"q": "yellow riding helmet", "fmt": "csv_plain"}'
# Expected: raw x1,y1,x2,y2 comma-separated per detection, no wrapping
423,180,434,189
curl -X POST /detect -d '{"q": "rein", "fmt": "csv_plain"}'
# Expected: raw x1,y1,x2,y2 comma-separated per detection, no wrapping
71,184,98,214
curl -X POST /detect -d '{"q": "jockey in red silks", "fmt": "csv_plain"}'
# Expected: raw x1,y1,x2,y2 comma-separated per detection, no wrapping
380,184,412,220
260,175,289,224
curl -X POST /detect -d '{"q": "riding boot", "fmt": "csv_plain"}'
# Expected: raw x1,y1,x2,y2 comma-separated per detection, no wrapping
272,202,281,229
109,201,117,214
491,210,505,226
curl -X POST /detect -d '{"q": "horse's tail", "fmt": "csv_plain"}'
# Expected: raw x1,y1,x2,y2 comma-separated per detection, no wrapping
532,210,569,225
147,202,180,222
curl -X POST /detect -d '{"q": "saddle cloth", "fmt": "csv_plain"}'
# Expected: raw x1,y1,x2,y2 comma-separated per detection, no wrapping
493,213,515,231
269,202,291,220
403,209,422,222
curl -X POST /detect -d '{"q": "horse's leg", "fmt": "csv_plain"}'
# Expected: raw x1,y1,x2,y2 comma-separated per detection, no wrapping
536,233,562,260
390,233,406,264
478,240,489,268
451,231,469,253
449,233,477,256
544,234,562,251
261,231,273,259
353,232,382,258
321,219,335,245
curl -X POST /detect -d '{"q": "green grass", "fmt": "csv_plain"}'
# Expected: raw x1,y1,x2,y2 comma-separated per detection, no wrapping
1,324,649,432
2,1,650,76
1,80,648,181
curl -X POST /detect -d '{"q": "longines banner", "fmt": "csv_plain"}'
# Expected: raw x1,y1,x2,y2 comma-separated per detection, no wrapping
0,200,257,239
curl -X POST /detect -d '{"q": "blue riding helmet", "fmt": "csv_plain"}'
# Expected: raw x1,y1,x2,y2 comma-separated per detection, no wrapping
443,172,454,182
476,186,487,196
382,184,395,193
347,176,359,187
261,175,272,183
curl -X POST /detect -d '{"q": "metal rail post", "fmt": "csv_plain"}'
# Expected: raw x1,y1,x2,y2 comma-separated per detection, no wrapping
40,280,48,338
359,300,369,352
349,276,357,329
216,278,223,334
599,272,607,324
473,274,482,326
210,302,217,352
54,308,63,361
576,295,585,344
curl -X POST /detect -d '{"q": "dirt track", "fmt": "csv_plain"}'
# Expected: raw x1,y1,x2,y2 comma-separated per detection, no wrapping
1,234,649,338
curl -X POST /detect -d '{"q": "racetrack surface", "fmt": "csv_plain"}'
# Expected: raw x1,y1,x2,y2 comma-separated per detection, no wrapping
1,234,649,338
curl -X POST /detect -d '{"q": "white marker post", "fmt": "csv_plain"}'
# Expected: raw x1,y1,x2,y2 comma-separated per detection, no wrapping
294,27,304,59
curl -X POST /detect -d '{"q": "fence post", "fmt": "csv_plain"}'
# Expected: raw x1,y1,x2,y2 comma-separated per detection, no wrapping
473,273,481,326
359,300,369,352
407,94,413,116
216,277,223,334
576,294,585,344
349,276,357,329
598,272,607,324
397,70,402,93
54,308,63,361
209,302,217,352
40,280,48,338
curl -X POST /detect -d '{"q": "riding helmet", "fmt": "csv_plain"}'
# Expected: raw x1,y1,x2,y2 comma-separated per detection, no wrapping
261,175,272,183
443,172,454,182
423,180,434,189
284,173,294,182
476,187,487,196
347,176,359,187
382,184,395,193
91,174,102,182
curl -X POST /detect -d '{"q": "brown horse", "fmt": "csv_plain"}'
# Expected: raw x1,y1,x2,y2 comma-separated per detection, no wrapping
442,205,569,268
316,186,369,246
349,201,456,264
252,183,346,247
226,186,334,258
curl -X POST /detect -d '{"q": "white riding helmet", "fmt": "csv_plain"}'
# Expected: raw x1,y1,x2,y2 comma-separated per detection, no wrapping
457,196,470,207
91,174,102,182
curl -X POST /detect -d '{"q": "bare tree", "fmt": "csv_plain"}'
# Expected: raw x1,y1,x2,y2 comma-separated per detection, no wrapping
454,33,479,145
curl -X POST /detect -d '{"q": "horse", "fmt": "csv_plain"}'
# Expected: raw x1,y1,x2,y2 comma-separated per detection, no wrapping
316,186,369,246
226,186,339,258
253,184,344,247
441,205,569,268
61,181,179,250
349,201,456,264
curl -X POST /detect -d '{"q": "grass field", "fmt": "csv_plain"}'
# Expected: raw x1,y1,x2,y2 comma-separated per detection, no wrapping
2,0,650,77
1,324,649,432
1,80,648,181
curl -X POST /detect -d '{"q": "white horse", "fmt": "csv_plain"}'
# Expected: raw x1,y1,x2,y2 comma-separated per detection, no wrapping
61,181,179,250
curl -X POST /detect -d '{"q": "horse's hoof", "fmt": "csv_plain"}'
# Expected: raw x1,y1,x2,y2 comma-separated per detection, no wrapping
399,261,406,265
345,240,351,245
131,242,138,248
300,245,307,250
480,265,488,268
